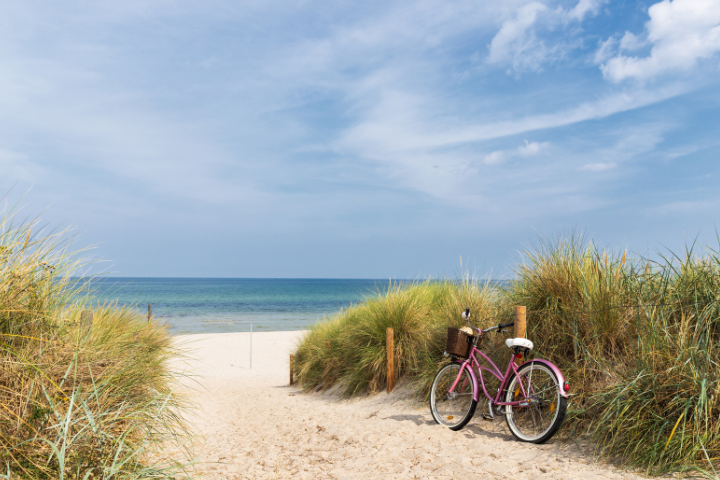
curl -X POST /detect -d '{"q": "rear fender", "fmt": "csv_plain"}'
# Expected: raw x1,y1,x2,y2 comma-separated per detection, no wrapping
519,359,568,398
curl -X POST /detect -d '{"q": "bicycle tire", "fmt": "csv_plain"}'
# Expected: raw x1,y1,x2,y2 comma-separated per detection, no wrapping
429,362,477,431
504,361,567,443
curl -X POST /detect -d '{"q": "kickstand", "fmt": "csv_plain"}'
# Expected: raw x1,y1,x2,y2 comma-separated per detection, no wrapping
481,401,494,421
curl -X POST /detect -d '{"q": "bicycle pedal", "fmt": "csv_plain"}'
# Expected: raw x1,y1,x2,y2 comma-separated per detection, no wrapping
481,414,494,422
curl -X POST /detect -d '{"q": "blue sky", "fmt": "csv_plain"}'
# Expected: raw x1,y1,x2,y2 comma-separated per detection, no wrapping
2,0,720,278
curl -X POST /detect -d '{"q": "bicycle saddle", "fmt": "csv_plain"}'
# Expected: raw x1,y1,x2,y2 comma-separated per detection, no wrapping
505,338,534,350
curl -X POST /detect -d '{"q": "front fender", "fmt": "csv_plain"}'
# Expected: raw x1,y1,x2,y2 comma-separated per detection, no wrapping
455,361,482,403
519,359,569,398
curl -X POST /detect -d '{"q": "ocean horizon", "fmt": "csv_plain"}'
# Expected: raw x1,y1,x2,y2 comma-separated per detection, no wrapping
72,277,507,335
73,277,410,334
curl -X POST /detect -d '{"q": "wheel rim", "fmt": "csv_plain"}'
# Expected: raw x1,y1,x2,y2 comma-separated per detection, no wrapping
505,363,561,441
431,363,475,428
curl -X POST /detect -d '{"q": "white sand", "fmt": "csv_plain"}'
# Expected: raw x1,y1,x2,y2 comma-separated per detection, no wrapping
173,330,647,480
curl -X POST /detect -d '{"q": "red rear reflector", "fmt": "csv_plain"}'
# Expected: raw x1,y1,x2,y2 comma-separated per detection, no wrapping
564,382,570,392
514,353,523,359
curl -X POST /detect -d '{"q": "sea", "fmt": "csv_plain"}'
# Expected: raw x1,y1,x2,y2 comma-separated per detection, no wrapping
78,278,400,335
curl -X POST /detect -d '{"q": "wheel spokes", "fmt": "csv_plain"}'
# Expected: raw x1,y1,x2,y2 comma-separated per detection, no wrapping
432,364,475,428
507,365,561,441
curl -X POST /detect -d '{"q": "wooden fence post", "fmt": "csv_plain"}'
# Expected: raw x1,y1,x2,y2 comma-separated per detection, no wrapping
81,310,93,327
514,306,526,365
148,303,152,322
289,354,294,386
514,306,526,338
387,328,394,394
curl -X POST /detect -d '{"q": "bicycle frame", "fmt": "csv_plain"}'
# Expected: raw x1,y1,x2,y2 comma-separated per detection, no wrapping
449,346,568,404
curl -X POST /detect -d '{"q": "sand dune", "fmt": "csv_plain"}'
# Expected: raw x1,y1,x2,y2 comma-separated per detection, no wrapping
174,331,647,479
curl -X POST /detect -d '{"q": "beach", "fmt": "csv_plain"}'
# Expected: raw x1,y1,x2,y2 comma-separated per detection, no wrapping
173,331,648,480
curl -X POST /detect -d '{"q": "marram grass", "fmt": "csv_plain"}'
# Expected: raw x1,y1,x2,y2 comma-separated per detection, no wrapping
0,212,192,479
293,279,505,397
293,234,720,476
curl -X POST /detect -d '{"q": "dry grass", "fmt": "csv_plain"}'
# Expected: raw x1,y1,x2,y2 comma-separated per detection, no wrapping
294,233,720,476
293,279,504,397
0,210,192,479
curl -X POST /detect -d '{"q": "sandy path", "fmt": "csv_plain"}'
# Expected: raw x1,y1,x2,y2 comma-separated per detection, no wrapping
173,331,647,480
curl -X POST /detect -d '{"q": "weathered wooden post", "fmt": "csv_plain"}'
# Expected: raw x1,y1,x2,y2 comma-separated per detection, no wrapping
289,354,294,386
514,306,526,338
387,328,394,393
514,306,526,365
147,303,152,322
81,310,93,327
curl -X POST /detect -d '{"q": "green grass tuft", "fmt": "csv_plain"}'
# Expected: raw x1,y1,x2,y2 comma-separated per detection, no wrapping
0,209,192,479
294,279,504,397
293,233,720,476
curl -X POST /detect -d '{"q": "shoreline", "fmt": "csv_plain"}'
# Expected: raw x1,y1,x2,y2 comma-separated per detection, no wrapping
171,327,309,336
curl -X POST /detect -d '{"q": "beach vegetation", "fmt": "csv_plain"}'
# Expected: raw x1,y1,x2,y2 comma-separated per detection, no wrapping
0,211,192,479
293,279,505,397
293,233,720,476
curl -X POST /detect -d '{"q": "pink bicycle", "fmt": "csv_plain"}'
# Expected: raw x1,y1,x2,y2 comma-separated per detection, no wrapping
430,308,569,443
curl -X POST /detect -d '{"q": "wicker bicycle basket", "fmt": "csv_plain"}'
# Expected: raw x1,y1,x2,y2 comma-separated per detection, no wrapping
446,327,474,358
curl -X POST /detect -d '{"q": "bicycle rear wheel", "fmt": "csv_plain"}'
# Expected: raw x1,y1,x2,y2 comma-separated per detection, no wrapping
504,361,566,443
430,362,477,431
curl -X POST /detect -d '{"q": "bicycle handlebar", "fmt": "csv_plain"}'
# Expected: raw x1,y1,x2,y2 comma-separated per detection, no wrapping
462,307,515,334
481,322,515,333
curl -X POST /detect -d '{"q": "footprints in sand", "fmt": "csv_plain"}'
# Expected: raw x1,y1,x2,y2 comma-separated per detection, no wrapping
189,377,644,480
177,332,643,480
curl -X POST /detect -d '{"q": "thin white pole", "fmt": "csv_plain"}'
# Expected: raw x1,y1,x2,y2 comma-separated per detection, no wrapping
249,323,253,369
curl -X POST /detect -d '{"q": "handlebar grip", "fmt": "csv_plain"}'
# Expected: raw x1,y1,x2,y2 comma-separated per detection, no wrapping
498,322,515,329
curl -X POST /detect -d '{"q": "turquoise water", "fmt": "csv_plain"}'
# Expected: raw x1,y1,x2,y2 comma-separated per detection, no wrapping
80,278,397,334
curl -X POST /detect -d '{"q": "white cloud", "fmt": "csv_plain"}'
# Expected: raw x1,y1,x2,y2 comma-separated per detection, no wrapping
517,140,548,156
481,141,546,165
484,150,506,164
334,83,686,204
487,0,603,72
601,0,720,82
569,0,604,21
579,162,617,172
414,84,685,149
0,3,705,226
619,32,644,51
594,36,617,64
487,2,548,70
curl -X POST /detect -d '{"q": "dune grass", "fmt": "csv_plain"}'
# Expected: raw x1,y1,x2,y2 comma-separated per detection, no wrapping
293,279,507,397
293,234,720,476
0,212,192,479
509,234,720,475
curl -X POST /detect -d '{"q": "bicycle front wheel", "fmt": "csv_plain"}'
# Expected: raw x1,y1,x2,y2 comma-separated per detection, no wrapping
430,362,477,431
504,361,567,443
